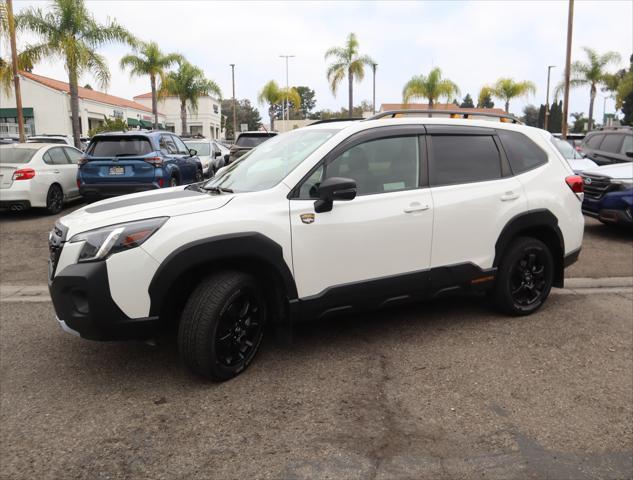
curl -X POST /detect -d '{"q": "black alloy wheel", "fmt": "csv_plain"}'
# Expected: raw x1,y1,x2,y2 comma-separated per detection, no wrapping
45,184,63,215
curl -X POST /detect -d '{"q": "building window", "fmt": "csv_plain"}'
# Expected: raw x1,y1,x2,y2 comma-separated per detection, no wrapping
213,105,219,114
190,125,203,136
165,124,175,132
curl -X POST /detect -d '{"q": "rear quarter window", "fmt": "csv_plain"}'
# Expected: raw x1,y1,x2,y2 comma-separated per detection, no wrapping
88,137,153,157
497,130,547,174
430,135,501,186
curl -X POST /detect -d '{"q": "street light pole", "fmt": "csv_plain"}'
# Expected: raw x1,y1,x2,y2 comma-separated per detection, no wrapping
230,64,236,140
602,95,608,126
544,65,555,131
372,63,378,115
561,0,574,140
6,0,25,143
279,55,294,123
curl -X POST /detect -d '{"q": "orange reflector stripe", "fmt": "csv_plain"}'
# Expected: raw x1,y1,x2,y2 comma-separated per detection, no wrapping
470,275,495,284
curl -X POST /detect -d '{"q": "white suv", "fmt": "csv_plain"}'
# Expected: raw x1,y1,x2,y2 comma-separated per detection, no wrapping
48,112,585,381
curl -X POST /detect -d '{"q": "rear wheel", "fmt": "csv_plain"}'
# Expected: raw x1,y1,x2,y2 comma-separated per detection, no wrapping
178,271,266,381
169,175,178,188
492,237,554,316
45,184,63,215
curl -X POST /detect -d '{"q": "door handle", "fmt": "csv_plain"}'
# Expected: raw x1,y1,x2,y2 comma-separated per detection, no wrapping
500,191,520,201
53,170,60,174
403,203,430,213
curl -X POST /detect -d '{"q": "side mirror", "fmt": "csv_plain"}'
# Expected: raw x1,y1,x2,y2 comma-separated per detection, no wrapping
314,177,357,213
214,150,221,158
224,154,230,162
188,148,197,156
626,151,633,159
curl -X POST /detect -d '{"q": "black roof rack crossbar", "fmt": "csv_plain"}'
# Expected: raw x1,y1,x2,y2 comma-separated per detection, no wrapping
366,109,522,124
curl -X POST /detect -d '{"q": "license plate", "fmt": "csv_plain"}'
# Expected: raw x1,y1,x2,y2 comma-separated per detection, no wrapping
109,166,125,175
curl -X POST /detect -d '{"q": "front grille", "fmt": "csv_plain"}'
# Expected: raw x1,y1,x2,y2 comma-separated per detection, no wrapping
48,222,68,278
581,174,618,201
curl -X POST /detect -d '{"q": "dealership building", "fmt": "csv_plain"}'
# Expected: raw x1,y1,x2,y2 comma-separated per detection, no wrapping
0,71,166,137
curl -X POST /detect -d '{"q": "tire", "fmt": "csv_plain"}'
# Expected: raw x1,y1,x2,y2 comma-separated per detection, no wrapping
194,169,203,183
178,271,266,381
45,184,64,215
492,237,554,316
169,175,178,188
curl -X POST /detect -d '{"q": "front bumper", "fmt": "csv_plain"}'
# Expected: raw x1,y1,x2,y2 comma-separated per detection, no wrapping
79,182,160,200
49,261,159,341
583,189,633,226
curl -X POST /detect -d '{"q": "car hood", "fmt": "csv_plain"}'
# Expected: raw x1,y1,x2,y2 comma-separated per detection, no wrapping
583,162,633,179
60,186,234,235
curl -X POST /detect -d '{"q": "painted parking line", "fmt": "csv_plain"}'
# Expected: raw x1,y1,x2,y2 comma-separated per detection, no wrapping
1,277,631,303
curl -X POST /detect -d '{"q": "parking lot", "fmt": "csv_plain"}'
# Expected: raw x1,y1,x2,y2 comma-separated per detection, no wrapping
1,205,632,479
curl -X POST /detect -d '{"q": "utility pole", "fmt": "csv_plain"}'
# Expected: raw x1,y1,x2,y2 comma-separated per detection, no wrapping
372,63,378,115
279,55,294,123
544,65,555,131
230,64,236,140
561,0,574,140
6,0,25,143
602,95,608,126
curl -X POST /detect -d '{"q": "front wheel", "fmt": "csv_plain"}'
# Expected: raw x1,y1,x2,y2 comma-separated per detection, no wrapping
492,237,554,316
178,271,266,381
194,169,203,183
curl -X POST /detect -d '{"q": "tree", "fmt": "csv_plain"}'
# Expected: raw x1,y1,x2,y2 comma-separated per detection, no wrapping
120,41,183,129
292,86,317,119
16,0,135,148
477,89,495,108
614,54,633,125
460,93,474,108
82,83,92,90
221,99,262,139
257,80,300,131
0,2,35,96
555,47,621,131
570,112,587,133
480,78,536,113
325,33,375,118
88,116,127,137
161,60,221,134
522,104,539,127
402,67,460,115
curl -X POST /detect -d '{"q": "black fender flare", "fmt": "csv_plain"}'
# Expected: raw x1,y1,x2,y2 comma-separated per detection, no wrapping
147,232,297,317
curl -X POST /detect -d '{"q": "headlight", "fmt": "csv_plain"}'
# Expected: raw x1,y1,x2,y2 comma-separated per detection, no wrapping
69,217,168,262
612,178,633,189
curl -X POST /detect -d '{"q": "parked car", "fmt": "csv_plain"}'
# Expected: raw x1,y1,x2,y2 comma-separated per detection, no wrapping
553,132,584,152
551,137,598,173
183,137,229,177
579,126,633,165
28,134,87,150
581,162,633,226
228,131,277,163
0,143,82,214
49,113,584,381
77,131,203,202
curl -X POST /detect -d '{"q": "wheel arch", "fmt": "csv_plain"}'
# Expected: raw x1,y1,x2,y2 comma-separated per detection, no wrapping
494,209,565,288
147,233,297,324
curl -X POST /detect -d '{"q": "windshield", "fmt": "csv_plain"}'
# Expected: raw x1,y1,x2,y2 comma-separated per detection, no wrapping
0,147,38,164
204,129,337,192
552,137,582,159
235,134,274,148
184,142,210,156
87,137,153,157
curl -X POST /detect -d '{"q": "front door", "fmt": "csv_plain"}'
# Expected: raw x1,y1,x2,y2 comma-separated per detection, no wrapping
289,132,433,316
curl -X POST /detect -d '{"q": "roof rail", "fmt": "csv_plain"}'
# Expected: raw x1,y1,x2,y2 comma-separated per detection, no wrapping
310,117,364,125
594,125,632,131
366,109,523,124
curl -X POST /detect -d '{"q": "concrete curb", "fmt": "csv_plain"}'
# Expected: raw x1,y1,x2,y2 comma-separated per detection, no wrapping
1,277,632,303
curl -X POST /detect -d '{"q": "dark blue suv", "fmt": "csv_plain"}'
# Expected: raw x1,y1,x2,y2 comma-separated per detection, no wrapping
78,131,203,201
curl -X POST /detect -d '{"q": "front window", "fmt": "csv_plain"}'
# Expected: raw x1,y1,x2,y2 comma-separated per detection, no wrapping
204,129,337,193
184,142,211,156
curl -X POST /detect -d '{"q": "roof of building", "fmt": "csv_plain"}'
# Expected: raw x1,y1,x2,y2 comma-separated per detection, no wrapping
20,71,160,115
134,92,153,99
379,103,507,115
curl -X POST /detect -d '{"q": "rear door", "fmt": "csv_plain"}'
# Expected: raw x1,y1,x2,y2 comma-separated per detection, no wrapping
45,147,75,198
427,126,528,280
61,146,82,198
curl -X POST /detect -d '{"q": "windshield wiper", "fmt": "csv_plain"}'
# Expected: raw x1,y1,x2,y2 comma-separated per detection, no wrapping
203,186,234,194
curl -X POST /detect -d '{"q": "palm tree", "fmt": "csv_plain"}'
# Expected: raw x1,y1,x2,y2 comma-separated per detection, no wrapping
257,80,300,131
325,33,375,118
16,0,135,148
402,67,460,115
556,47,622,130
161,60,221,134
481,78,536,114
120,41,183,129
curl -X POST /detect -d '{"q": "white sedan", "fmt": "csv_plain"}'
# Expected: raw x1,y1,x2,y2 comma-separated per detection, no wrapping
0,143,83,214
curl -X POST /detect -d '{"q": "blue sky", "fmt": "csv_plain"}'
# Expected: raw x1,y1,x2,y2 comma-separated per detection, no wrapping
10,0,633,121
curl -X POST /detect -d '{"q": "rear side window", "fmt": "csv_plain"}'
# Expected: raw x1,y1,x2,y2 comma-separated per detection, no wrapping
63,147,82,164
430,135,501,186
159,135,178,154
47,147,70,165
621,135,633,155
236,135,273,148
600,134,624,154
88,137,153,157
585,134,604,149
497,130,547,174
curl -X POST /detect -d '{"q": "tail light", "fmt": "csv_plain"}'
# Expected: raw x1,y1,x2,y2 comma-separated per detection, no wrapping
158,178,164,187
566,175,584,200
145,157,163,167
13,168,35,180
76,178,81,188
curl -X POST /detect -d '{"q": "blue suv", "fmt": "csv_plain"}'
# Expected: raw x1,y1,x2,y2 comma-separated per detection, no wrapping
78,131,203,201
